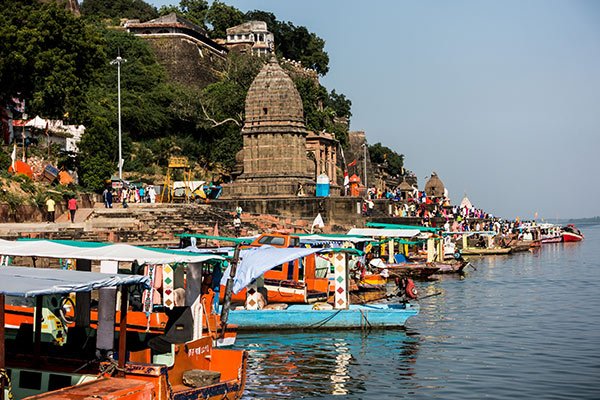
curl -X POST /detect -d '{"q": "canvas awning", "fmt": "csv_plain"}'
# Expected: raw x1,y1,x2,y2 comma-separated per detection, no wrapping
296,233,371,244
0,266,150,297
220,246,324,294
0,239,225,264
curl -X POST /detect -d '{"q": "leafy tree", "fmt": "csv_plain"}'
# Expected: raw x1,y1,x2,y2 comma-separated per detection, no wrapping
368,143,405,178
81,0,158,21
207,1,245,38
179,0,209,29
0,1,105,118
78,117,118,190
245,10,329,75
328,90,352,119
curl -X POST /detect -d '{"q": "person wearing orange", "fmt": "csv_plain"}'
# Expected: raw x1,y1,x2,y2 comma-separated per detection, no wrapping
68,197,77,223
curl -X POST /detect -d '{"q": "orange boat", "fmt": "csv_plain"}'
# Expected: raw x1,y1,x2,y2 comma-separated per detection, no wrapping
220,233,330,304
0,266,247,400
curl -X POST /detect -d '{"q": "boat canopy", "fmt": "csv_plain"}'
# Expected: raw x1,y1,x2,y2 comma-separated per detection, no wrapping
220,246,325,294
0,239,225,264
176,233,255,244
296,233,371,244
347,228,420,238
0,266,150,297
365,222,441,233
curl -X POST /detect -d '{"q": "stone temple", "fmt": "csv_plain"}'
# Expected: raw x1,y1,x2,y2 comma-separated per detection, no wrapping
222,57,314,198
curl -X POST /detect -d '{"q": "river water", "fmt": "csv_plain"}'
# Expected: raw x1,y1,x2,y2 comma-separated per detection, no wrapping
236,224,600,399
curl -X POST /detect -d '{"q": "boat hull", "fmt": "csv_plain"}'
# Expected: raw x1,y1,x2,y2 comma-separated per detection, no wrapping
562,232,583,242
460,247,512,256
226,303,419,330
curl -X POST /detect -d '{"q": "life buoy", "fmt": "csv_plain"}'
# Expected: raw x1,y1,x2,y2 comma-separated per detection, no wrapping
405,278,418,299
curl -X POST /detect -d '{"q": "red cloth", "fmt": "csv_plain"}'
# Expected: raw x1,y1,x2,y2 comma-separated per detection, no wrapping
68,198,77,210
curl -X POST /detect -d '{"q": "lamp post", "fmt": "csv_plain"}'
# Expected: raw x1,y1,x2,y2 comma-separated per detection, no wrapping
110,56,127,180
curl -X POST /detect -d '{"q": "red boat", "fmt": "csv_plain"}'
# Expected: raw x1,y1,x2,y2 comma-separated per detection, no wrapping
562,224,584,242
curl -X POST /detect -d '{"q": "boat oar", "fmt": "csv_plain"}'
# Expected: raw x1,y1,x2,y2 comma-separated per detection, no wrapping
418,292,442,300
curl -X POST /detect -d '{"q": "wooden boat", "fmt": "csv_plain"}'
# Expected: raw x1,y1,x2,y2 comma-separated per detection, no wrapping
540,224,563,243
562,224,584,242
0,239,238,347
226,303,419,330
220,233,329,304
218,247,419,331
460,247,512,256
0,267,247,400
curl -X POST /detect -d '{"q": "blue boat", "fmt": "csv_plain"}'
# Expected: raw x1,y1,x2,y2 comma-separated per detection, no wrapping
227,302,419,331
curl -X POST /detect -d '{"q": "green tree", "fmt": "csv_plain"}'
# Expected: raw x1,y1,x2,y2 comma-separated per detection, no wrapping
0,1,105,118
81,0,158,21
77,117,118,190
368,143,405,178
179,0,209,29
245,10,329,75
207,1,245,38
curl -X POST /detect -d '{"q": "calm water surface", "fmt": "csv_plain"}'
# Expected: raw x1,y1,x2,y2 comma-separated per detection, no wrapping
235,224,600,399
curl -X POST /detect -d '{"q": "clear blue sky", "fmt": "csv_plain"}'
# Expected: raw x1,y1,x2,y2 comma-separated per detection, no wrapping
149,0,600,220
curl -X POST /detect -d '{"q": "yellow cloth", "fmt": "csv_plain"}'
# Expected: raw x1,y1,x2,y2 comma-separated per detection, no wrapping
46,198,55,212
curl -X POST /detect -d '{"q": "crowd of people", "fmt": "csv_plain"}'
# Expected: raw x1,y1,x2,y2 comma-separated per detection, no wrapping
101,185,157,208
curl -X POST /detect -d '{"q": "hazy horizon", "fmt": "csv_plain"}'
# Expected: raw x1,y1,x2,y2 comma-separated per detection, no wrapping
149,0,600,220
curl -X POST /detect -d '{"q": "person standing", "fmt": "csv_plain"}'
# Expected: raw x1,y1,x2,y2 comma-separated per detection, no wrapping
102,188,109,208
122,187,129,208
68,197,77,223
148,185,156,203
106,190,113,208
45,197,56,223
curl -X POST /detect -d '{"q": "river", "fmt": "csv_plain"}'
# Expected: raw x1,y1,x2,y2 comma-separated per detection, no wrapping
235,224,600,399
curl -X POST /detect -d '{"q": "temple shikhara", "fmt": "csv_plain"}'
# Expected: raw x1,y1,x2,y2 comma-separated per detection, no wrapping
223,56,330,198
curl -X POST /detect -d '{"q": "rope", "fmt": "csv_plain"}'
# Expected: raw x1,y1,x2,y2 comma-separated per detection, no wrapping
98,358,127,377
0,368,14,400
359,309,372,330
306,309,342,328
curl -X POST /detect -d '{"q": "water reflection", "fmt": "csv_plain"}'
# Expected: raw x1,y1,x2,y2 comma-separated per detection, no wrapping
236,226,600,399
237,330,421,399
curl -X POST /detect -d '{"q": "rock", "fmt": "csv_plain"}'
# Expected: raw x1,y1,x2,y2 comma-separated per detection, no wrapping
182,369,221,388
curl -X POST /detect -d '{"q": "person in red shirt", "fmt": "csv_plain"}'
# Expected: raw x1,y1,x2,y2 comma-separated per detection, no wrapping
68,197,77,223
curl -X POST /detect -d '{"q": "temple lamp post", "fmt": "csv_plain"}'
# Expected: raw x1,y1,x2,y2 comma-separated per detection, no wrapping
110,55,127,181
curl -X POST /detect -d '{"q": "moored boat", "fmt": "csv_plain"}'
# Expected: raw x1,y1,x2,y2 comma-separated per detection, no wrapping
0,266,247,400
562,224,584,242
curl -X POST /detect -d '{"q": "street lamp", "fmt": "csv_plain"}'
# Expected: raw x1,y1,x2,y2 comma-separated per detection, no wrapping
110,55,127,180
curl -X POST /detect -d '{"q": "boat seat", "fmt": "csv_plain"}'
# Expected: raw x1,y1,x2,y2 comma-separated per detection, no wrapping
394,254,408,263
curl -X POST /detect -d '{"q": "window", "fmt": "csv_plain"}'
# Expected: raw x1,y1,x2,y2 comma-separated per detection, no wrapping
19,371,42,390
48,374,72,391
263,107,268,115
257,235,284,245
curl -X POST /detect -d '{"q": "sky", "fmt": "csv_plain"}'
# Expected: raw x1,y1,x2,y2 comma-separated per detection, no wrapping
149,0,600,220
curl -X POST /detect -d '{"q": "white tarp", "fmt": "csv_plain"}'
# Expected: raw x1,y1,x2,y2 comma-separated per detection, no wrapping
0,266,150,297
0,239,224,265
220,246,324,294
460,196,473,209
347,228,420,238
25,115,47,129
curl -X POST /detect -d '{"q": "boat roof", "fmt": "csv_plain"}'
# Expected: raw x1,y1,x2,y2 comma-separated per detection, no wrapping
0,239,225,264
347,228,420,238
0,266,150,297
366,222,442,233
176,233,255,244
296,233,371,243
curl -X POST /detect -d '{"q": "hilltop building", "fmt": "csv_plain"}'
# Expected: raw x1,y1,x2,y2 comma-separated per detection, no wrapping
225,21,274,56
125,13,228,89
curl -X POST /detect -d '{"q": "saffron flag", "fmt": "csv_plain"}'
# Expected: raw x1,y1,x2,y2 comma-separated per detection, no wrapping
347,159,357,167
